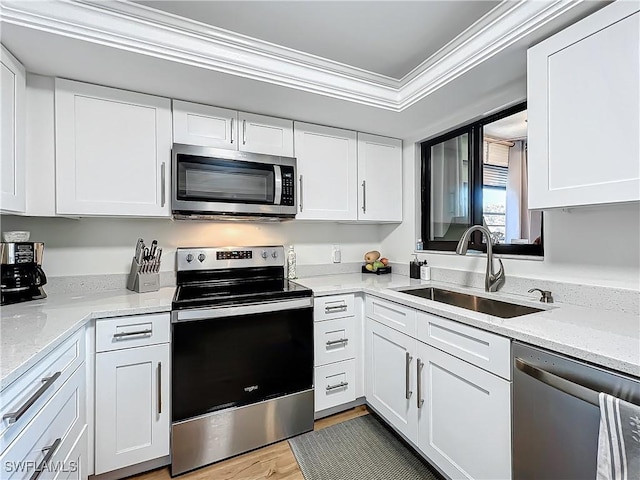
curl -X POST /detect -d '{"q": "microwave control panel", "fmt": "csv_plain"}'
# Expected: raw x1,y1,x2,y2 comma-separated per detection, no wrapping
280,167,295,206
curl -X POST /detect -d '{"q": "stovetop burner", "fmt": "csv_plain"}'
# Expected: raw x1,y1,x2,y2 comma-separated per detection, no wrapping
172,246,312,310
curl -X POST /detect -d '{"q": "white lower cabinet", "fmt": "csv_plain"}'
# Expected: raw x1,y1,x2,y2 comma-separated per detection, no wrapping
313,294,361,415
53,427,88,480
364,296,512,480
94,315,170,475
417,343,511,480
0,334,88,480
315,359,356,412
365,319,418,442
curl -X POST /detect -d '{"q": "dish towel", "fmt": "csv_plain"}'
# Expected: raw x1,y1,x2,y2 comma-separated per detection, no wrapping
597,392,640,480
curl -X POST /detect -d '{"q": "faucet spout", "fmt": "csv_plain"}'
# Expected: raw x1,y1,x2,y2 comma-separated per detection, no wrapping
455,225,505,292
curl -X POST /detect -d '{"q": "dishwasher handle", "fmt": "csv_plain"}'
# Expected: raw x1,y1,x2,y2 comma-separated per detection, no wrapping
515,358,600,406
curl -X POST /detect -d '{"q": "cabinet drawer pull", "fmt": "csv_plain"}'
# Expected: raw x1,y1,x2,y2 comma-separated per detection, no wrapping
242,119,247,145
326,381,349,391
325,304,347,313
30,437,62,480
230,118,234,144
113,329,153,339
3,371,62,425
405,352,413,400
326,338,348,346
417,358,425,409
157,362,162,415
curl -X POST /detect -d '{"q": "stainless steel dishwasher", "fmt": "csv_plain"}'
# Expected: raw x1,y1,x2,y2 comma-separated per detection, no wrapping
513,342,640,480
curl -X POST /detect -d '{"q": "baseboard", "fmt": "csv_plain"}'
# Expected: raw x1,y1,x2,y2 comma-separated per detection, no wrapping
89,455,170,480
314,397,366,420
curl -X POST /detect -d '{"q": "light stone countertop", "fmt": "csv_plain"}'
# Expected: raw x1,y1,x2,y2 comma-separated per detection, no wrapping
2,273,638,390
1,287,175,389
295,273,640,378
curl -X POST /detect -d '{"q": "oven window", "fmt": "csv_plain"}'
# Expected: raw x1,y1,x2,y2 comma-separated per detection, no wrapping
172,306,313,422
177,155,275,204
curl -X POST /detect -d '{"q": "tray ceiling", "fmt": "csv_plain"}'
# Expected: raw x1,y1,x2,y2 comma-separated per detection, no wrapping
0,0,606,140
134,0,500,79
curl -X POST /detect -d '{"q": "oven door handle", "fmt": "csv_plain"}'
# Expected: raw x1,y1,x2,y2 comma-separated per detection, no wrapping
173,297,314,322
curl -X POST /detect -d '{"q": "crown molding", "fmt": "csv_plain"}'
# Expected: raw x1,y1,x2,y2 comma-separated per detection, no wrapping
397,0,584,110
0,0,588,112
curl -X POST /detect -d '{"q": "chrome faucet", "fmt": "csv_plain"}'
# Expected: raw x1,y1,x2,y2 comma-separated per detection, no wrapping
455,225,505,292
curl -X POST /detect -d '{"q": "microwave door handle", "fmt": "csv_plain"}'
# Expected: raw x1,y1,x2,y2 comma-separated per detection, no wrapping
274,165,282,205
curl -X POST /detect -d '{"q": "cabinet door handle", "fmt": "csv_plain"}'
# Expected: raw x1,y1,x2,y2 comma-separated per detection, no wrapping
230,118,234,144
160,162,166,207
326,381,349,391
242,119,247,145
29,437,62,480
157,362,162,415
405,352,413,399
362,180,367,213
299,175,304,212
326,338,348,346
3,372,61,425
417,358,425,408
325,304,347,313
113,329,152,339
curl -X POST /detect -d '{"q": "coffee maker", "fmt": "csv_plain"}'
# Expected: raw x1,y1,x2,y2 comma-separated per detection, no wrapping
1,242,47,305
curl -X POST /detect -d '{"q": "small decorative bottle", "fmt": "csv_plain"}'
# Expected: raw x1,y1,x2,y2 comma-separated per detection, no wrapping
287,245,297,279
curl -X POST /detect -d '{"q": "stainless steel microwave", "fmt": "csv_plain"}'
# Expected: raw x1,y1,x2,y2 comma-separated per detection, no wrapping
171,144,297,219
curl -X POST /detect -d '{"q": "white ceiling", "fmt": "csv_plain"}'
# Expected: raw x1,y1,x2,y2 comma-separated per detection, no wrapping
484,110,528,140
134,0,499,79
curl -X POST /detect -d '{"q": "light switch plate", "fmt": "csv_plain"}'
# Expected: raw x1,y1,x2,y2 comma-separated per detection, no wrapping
332,245,341,263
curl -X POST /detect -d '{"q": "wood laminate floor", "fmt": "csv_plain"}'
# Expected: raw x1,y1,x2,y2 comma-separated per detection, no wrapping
132,406,369,480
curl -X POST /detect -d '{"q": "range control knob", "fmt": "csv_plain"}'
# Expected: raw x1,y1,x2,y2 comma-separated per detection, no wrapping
185,253,194,263
271,251,278,259
198,253,206,263
261,250,268,259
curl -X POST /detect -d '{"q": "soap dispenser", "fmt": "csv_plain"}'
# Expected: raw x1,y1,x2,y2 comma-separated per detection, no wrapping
409,254,421,279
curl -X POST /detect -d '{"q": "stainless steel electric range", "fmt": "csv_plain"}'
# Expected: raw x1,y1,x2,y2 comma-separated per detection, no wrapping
170,246,314,476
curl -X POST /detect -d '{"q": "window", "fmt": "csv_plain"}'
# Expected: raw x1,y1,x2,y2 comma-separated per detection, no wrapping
420,103,543,255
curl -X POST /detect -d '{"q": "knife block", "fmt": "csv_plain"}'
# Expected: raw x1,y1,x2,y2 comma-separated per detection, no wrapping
126,258,160,293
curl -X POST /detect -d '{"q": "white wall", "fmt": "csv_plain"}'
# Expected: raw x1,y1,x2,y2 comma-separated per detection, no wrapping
380,146,640,290
0,216,381,277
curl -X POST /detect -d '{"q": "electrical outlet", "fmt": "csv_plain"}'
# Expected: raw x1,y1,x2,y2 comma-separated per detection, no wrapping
332,245,341,263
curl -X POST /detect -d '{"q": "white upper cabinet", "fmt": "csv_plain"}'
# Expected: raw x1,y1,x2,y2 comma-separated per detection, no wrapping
0,45,26,213
238,111,294,157
294,122,358,220
172,100,237,150
55,79,172,216
171,101,294,157
357,133,402,222
528,1,640,209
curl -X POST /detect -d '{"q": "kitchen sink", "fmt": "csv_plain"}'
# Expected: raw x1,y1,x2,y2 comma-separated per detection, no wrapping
398,287,544,319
